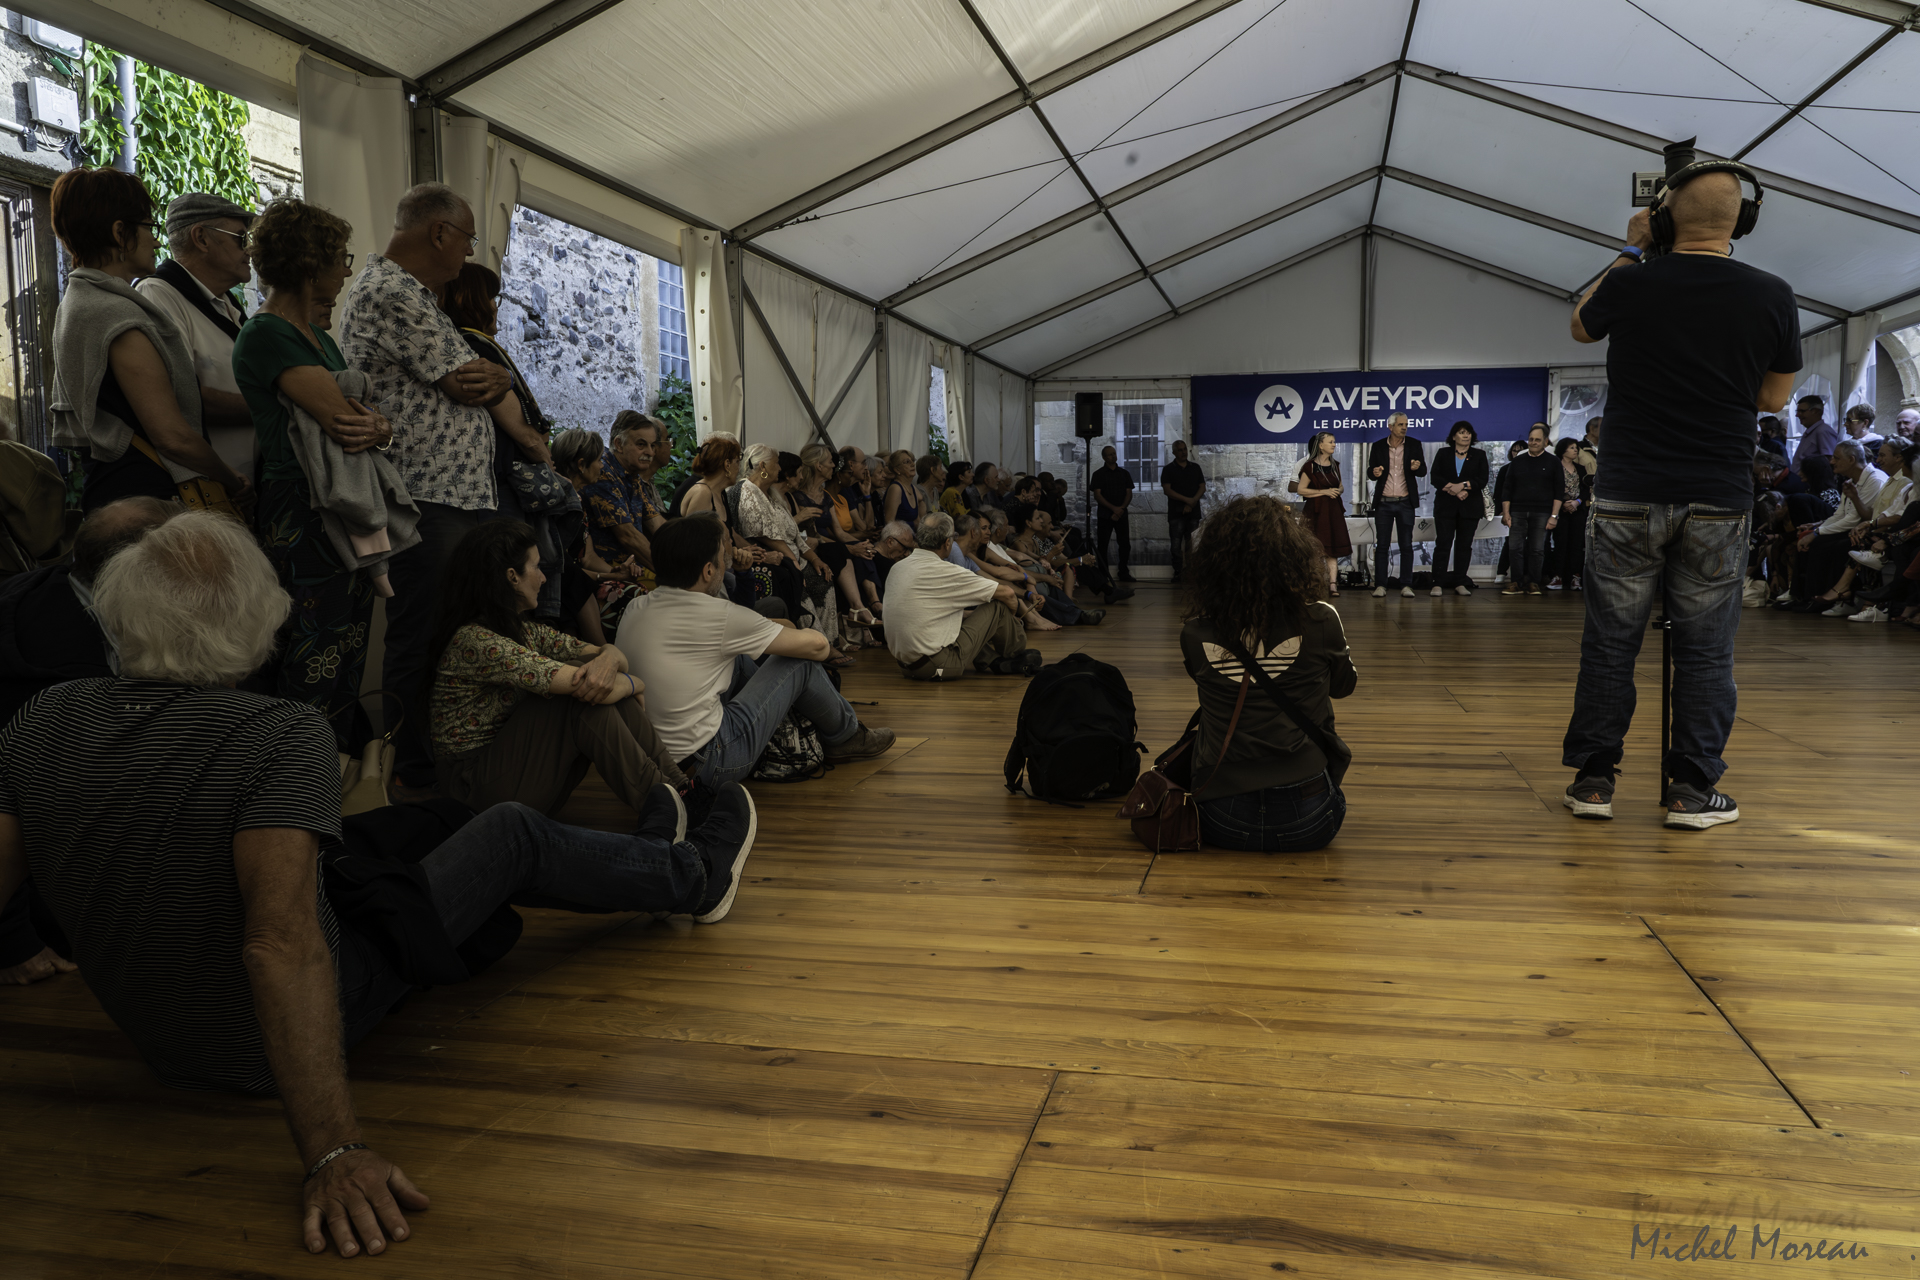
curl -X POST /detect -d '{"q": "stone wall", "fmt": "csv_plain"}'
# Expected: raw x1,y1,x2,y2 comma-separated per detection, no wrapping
496,207,663,440
1035,397,1186,565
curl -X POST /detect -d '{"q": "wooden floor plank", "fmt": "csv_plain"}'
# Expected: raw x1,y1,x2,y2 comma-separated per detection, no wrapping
9,587,1920,1275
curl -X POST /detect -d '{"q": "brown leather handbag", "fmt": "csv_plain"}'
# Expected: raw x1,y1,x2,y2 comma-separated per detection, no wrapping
1115,676,1248,853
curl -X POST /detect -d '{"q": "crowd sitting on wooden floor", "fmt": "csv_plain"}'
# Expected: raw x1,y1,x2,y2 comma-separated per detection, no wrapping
1750,399,1920,625
0,169,1081,1258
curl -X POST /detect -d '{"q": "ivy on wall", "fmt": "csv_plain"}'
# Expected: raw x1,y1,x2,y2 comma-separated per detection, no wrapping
80,45,256,221
652,373,699,495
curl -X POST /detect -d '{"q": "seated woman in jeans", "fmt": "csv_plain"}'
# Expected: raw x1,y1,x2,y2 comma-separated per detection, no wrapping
1179,496,1357,852
429,520,687,815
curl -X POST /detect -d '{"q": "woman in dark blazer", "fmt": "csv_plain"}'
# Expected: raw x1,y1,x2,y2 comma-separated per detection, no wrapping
1429,420,1489,595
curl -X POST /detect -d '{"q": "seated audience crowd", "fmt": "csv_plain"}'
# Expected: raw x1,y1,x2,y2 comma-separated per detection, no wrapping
10,166,1160,1259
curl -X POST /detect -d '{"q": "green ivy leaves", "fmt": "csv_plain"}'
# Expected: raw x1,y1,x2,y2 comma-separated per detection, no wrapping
79,44,257,240
653,373,699,494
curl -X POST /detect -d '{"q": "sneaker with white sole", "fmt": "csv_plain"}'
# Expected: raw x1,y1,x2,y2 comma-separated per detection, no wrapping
1821,600,1860,617
1372,586,1386,598
1401,586,1415,597
1455,584,1472,596
1849,550,1884,570
1564,771,1616,820
1430,585,1443,597
690,784,757,923
1849,605,1890,623
1664,782,1739,830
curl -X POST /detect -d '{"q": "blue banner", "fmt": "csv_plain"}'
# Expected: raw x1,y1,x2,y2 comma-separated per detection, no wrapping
1192,367,1549,444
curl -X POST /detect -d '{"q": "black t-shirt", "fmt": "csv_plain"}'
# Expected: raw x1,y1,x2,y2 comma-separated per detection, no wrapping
1091,464,1134,508
1503,452,1563,510
1163,459,1204,506
1578,253,1801,510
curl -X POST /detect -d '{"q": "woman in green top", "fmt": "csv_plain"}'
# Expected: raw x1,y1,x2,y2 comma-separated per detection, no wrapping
231,198,392,748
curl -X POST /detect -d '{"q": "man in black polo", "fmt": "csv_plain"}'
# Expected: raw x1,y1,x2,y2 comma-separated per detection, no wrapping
1090,444,1136,582
1161,439,1206,582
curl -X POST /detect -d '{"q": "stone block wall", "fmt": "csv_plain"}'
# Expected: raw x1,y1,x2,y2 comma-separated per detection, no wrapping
496,207,662,440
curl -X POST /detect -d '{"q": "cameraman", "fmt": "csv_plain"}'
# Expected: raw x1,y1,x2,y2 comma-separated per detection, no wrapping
1561,170,1799,830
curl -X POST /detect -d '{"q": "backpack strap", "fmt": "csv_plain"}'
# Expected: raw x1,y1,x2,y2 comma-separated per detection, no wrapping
1218,633,1348,784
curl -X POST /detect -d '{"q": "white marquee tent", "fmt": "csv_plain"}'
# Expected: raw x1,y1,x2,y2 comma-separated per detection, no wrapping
35,0,1920,459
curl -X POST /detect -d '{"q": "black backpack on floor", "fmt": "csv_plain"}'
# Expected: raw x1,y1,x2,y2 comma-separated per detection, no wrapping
1003,653,1145,802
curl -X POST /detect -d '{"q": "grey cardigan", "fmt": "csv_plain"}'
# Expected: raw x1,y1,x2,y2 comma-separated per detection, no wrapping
50,268,206,481
282,368,422,586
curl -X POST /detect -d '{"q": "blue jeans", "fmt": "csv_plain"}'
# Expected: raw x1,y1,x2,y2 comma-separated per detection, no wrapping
336,801,710,1045
1198,775,1347,852
1563,501,1748,784
1505,510,1551,586
1373,499,1415,584
690,654,859,788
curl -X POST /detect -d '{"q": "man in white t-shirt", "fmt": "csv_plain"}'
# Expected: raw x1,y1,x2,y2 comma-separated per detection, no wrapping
884,512,1039,680
615,514,895,787
134,193,257,476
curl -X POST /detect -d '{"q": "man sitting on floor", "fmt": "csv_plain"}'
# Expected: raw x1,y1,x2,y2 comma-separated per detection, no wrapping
883,512,1039,680
0,510,757,1260
615,515,895,787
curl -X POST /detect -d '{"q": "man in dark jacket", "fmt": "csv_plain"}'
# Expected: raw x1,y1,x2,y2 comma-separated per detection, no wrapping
1499,425,1563,595
1366,412,1426,597
0,496,177,984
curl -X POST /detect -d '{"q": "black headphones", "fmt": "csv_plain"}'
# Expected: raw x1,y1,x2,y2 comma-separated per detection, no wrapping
1648,159,1765,251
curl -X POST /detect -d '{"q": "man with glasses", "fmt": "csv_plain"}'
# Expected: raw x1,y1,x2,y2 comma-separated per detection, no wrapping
339,183,513,800
135,193,257,476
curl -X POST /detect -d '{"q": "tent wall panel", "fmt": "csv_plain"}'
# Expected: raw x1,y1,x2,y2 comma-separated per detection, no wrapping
297,55,411,278
1370,237,1598,370
1050,239,1365,378
887,319,936,458
1001,369,1031,474
685,229,743,441
741,254,877,453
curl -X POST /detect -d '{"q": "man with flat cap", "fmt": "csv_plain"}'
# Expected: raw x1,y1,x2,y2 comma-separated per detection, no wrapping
135,192,258,478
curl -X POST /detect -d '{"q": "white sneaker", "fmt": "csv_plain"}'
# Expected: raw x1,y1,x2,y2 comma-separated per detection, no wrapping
1372,586,1386,598
1821,601,1859,617
1849,606,1890,623
1455,585,1472,596
1430,586,1442,597
1849,550,1884,569
1401,586,1415,598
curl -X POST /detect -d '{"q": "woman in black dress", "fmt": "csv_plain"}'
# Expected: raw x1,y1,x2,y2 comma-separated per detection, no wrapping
1290,430,1351,596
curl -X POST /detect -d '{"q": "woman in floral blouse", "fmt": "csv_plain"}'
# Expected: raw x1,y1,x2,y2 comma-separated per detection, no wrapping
428,520,686,815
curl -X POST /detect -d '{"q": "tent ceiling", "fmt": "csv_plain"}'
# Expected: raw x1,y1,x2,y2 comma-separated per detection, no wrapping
233,0,1920,373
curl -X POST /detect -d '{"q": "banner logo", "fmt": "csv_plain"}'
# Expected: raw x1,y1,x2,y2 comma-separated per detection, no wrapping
1254,384,1304,434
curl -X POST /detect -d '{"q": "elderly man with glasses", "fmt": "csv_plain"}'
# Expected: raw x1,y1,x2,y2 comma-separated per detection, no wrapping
338,182,514,801
134,192,258,477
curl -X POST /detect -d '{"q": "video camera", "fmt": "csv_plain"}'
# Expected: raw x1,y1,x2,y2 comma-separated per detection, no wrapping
1630,138,1764,256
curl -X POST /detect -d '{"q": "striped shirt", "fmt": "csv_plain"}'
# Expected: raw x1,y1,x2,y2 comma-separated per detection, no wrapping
0,680,341,1093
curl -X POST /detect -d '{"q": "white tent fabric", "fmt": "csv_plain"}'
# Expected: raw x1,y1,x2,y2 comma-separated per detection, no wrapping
886,318,936,458
295,55,410,274
681,228,743,441
738,254,881,454
102,0,1920,386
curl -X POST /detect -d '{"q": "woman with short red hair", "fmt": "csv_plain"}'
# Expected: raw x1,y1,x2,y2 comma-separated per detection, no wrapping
49,168,250,513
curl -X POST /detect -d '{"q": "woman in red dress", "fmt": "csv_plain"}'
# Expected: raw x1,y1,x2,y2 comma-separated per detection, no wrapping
1290,430,1352,596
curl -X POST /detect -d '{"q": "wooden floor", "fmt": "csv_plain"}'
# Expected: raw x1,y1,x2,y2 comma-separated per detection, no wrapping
8,587,1920,1277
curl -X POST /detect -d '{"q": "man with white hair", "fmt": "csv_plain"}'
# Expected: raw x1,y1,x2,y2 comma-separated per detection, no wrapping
340,183,514,797
0,511,754,1260
1896,408,1919,441
883,511,1038,679
134,193,256,475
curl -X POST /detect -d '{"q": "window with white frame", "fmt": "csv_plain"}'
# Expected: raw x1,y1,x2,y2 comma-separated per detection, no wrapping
658,261,690,384
1117,404,1161,484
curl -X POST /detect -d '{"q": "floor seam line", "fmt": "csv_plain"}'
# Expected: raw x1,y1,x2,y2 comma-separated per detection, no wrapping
967,1070,1058,1280
1637,914,1820,1129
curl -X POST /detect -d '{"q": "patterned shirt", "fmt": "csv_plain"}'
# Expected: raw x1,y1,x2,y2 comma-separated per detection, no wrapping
580,446,661,561
338,254,496,511
432,621,595,756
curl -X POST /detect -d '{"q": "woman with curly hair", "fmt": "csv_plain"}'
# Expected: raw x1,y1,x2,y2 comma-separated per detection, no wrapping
1181,496,1356,852
232,197,394,747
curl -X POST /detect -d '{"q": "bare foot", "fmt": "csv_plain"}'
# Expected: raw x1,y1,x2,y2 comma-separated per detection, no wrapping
1,947,77,986
1026,613,1064,631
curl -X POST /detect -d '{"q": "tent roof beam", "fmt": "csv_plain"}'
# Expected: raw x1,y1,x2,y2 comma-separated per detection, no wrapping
424,0,633,99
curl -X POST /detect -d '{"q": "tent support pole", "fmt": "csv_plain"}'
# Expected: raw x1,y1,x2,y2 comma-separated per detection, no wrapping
875,314,892,454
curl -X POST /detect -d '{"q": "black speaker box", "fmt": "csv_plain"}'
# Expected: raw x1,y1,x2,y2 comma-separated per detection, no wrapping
1074,392,1103,439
